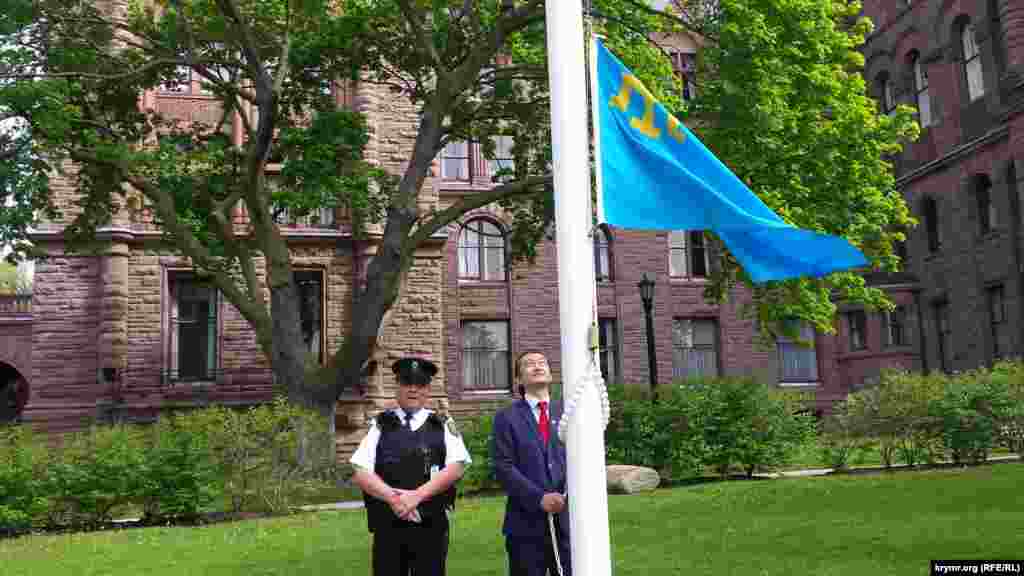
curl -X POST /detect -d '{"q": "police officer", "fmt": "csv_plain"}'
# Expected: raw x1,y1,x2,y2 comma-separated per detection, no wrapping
350,357,471,576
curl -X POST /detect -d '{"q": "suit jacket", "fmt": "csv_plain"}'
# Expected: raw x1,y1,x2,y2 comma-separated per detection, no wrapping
492,398,569,541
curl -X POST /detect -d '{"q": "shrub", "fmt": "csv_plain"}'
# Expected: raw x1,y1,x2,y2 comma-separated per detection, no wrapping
136,413,220,523
690,377,815,478
201,398,336,515
992,360,1024,457
604,383,704,481
458,412,501,494
818,397,870,471
47,425,148,528
932,369,1013,465
0,425,50,534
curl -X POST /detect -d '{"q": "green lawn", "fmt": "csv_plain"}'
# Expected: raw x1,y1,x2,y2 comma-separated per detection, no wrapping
3,464,1021,576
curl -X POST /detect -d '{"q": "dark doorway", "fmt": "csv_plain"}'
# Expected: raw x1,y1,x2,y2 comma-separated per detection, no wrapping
0,363,28,423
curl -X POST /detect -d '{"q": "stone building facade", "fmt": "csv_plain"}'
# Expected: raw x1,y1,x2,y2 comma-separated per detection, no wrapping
843,0,1024,380
22,12,1004,452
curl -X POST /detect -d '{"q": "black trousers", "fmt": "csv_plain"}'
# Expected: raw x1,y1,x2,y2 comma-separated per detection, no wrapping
505,518,571,576
371,522,449,576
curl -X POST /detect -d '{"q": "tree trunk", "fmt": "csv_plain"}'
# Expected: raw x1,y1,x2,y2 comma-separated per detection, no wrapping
329,110,442,399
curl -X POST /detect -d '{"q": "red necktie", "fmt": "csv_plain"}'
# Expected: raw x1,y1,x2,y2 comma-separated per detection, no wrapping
538,401,550,444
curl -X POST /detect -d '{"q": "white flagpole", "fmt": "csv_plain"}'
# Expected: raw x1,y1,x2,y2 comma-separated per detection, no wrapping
544,1,613,576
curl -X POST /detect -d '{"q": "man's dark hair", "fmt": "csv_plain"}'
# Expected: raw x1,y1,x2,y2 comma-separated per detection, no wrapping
514,351,547,397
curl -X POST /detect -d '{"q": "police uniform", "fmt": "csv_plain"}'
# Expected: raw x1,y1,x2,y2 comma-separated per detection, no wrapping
350,358,471,576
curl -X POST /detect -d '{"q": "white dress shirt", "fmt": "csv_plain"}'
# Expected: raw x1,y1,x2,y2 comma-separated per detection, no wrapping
349,407,472,472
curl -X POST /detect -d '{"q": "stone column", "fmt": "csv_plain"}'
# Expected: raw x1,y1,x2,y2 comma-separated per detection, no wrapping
98,242,130,413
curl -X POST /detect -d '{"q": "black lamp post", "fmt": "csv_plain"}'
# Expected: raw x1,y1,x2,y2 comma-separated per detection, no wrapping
638,273,658,394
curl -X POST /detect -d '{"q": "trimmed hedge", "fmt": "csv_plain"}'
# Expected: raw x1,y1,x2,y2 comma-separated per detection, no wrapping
0,397,336,533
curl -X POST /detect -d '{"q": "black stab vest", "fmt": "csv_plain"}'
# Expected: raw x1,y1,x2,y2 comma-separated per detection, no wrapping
364,411,457,532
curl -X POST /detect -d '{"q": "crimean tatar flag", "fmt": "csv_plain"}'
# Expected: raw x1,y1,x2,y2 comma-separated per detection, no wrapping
593,38,868,283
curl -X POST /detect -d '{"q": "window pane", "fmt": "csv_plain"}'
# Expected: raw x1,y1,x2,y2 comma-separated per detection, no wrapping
669,230,687,248
462,321,510,390
962,24,979,59
441,141,470,180
670,248,687,278
599,319,618,382
483,246,504,280
918,89,932,127
689,232,707,277
296,271,324,365
779,341,818,382
963,26,985,101
173,279,217,380
692,320,715,346
489,135,515,179
459,246,479,278
672,319,718,379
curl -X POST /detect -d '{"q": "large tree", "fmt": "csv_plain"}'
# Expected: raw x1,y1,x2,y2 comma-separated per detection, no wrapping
0,0,916,428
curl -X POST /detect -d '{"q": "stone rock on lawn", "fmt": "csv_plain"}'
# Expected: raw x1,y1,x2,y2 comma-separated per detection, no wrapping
606,465,660,494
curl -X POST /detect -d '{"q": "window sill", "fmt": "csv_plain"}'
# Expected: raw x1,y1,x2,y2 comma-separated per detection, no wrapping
458,279,508,287
778,381,818,388
165,379,218,388
460,389,514,398
669,277,710,284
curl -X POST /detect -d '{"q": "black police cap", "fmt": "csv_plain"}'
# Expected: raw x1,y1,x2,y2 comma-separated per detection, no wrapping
392,357,438,385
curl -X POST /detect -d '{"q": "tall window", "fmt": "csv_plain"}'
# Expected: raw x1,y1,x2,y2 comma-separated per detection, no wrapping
923,196,941,253
598,318,620,383
458,219,506,281
976,175,996,234
962,22,985,101
777,322,818,384
848,310,867,351
594,226,612,282
911,52,932,127
672,318,718,380
885,305,909,347
669,231,708,279
988,285,1005,360
461,321,510,391
441,141,472,180
167,275,219,382
934,301,952,373
295,270,325,365
670,51,697,101
160,64,193,93
488,135,515,181
879,73,897,116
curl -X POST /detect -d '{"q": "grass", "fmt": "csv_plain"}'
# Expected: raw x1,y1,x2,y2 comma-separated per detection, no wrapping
3,463,1021,575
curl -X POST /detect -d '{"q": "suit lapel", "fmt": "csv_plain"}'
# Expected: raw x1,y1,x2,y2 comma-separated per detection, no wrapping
515,398,547,452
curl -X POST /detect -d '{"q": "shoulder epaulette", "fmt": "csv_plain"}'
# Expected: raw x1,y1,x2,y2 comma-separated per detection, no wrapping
376,411,401,431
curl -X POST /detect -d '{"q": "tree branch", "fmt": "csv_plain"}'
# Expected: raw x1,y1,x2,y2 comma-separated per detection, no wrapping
407,174,551,247
395,0,449,84
67,149,271,336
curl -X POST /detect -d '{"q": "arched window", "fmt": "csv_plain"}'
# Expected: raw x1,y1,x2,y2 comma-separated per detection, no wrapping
910,52,932,127
962,21,985,101
877,72,897,116
594,226,612,282
458,219,506,281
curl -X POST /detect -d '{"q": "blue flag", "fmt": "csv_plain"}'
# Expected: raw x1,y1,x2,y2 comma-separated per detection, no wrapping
594,39,868,283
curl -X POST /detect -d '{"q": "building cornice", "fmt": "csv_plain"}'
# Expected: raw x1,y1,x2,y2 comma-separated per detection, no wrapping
895,124,1010,188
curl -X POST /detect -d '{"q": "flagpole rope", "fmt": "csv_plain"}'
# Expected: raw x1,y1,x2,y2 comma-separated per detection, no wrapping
557,324,610,442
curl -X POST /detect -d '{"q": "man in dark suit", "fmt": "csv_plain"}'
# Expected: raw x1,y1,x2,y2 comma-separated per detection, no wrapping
492,351,571,576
